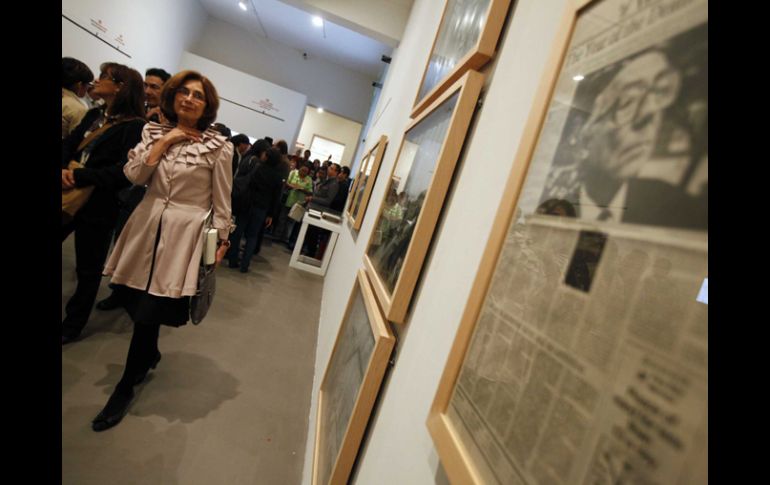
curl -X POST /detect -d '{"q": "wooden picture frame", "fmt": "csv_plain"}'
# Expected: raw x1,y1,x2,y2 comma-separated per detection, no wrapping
312,269,396,485
346,135,388,232
411,0,511,119
428,0,709,483
364,70,485,324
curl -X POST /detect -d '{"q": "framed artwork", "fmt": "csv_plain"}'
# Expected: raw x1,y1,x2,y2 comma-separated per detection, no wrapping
411,0,511,118
364,70,485,324
428,0,708,483
312,269,396,485
346,135,389,232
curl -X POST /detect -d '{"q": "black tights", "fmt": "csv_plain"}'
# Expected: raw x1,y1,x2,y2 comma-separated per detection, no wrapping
115,322,160,395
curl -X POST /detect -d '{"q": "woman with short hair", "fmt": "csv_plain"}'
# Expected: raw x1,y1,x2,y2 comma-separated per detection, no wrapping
93,70,234,431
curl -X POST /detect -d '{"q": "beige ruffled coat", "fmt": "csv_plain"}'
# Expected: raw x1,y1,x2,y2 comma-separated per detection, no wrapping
104,122,234,298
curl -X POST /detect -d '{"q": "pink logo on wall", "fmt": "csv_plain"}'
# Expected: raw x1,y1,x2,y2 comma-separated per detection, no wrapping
254,99,280,113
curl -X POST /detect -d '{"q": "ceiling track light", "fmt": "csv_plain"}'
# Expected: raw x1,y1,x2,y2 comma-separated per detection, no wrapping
238,1,247,11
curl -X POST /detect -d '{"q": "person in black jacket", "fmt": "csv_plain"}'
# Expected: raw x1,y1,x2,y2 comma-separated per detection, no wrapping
226,146,285,273
61,62,146,344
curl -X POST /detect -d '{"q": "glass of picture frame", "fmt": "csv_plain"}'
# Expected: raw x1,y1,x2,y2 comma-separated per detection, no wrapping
312,269,396,485
427,0,708,483
411,0,511,118
346,135,389,232
364,70,485,325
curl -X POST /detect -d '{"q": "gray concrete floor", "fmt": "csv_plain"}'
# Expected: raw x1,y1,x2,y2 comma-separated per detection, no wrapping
62,235,324,485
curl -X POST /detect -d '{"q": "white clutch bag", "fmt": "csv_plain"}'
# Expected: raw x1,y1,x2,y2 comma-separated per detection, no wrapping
203,227,218,265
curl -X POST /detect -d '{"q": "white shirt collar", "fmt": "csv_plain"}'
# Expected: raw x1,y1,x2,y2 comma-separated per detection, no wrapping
580,182,628,223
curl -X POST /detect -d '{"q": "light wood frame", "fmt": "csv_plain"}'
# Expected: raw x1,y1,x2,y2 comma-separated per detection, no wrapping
411,0,511,119
363,70,485,325
312,269,395,485
426,0,596,482
346,135,388,232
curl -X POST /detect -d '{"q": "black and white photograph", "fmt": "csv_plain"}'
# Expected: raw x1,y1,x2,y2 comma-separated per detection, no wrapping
541,24,708,231
538,24,708,231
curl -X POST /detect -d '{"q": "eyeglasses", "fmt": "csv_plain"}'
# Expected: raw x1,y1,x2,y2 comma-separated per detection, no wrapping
176,86,206,103
613,69,679,125
98,72,120,83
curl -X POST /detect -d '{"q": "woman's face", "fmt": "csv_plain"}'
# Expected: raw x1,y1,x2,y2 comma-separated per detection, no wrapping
174,79,207,126
91,70,121,103
299,166,310,178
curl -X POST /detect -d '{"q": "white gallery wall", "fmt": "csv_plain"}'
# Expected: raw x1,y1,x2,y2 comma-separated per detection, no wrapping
301,0,571,482
285,0,413,46
62,0,207,79
295,107,363,167
190,17,377,124
179,52,307,147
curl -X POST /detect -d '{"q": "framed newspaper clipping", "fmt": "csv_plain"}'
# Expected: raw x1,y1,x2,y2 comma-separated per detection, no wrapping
364,70,485,324
411,0,511,119
428,0,708,483
312,269,395,485
346,135,389,232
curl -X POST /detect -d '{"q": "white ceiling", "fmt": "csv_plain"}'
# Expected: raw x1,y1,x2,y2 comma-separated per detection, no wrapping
197,0,396,79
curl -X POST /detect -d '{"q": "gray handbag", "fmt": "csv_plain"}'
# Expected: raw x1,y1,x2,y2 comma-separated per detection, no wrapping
190,209,217,325
190,263,216,325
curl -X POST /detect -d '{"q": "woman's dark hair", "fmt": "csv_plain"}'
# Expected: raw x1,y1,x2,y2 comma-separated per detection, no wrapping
275,139,288,156
244,139,271,160
100,62,145,119
62,57,94,91
159,70,220,131
264,147,283,166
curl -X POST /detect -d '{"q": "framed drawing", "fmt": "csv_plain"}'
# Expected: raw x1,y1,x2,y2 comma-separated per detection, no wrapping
346,135,388,232
364,70,485,324
312,269,396,485
411,0,511,118
428,0,708,483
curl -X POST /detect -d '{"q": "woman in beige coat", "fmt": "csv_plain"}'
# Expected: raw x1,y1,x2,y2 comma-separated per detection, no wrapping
92,71,234,431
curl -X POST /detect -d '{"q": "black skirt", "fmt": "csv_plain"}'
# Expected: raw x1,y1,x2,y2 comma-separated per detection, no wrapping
113,285,189,327
112,216,189,327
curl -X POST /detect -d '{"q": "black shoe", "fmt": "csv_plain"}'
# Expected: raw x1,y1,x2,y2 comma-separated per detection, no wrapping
133,352,162,385
96,293,122,311
228,260,239,269
62,332,80,345
239,267,249,273
92,388,134,432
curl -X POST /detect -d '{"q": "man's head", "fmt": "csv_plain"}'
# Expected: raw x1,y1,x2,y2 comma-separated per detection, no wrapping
328,163,339,179
303,149,311,160
62,57,94,97
578,50,680,181
144,68,171,109
211,123,232,139
230,134,251,155
316,166,328,181
338,165,350,181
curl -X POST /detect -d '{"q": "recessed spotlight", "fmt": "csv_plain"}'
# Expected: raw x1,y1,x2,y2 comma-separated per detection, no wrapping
238,1,247,11
312,16,323,27
317,107,324,113
573,74,585,81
